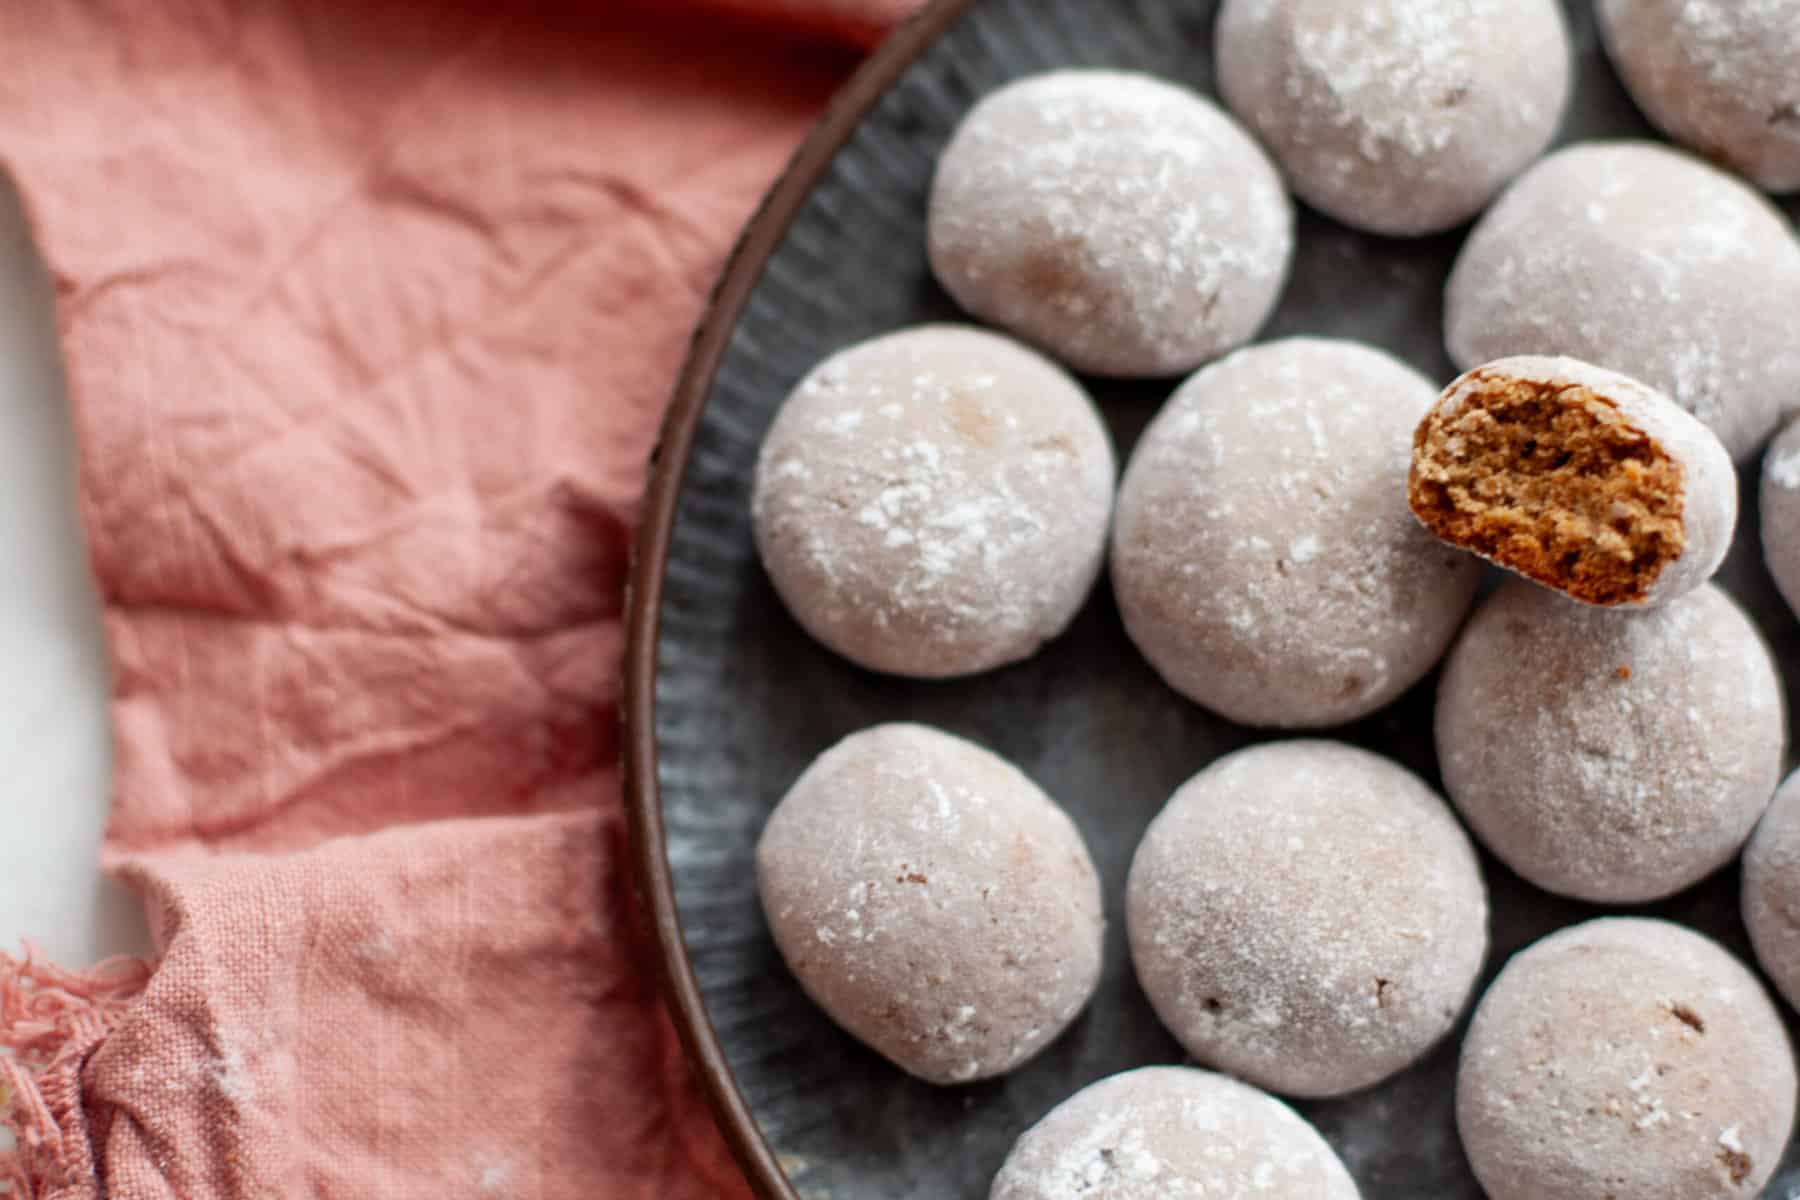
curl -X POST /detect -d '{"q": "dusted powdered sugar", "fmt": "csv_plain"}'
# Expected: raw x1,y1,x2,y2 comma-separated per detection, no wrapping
1458,918,1797,1200
1599,0,1800,193
1744,770,1800,1014
989,1067,1359,1200
1126,741,1489,1099
1215,0,1570,236
1445,140,1800,461
1436,580,1785,903
1742,770,1800,1014
756,723,1103,1087
753,325,1115,679
1760,418,1800,621
928,70,1292,378
1111,337,1480,729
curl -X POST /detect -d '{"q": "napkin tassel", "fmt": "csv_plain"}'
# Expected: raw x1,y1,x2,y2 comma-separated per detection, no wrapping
0,944,151,1199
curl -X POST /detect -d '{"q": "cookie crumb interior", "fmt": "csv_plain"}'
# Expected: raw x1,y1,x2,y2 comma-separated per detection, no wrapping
1409,375,1686,605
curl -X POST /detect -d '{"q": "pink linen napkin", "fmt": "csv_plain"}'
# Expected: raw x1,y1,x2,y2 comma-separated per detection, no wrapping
0,0,920,1194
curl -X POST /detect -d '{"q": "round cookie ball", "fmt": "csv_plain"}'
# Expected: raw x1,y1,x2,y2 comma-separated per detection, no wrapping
1445,140,1800,461
928,70,1293,378
1458,918,1797,1200
1437,580,1785,904
1127,740,1489,1099
1410,355,1738,609
1744,769,1800,1013
752,325,1115,679
756,723,1104,1086
1216,0,1571,237
1599,0,1800,194
1760,417,1800,620
1111,337,1480,728
990,1067,1361,1199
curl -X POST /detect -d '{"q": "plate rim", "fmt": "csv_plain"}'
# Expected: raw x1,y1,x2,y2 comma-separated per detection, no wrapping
622,2,983,1196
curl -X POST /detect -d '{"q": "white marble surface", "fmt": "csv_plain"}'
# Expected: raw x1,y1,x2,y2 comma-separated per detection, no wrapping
0,177,150,973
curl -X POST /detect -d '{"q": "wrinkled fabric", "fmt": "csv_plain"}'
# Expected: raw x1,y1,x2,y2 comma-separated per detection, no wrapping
0,0,920,1195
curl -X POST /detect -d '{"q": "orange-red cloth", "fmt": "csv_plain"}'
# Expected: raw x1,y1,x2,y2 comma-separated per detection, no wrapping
0,1,919,1195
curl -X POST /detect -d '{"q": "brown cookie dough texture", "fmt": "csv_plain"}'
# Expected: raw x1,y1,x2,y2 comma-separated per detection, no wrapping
1126,741,1488,1099
990,1067,1361,1200
1458,918,1797,1200
752,325,1115,679
1760,417,1800,620
1599,0,1800,194
1445,141,1800,462
1743,769,1800,1014
756,724,1104,1086
928,70,1293,378
1112,337,1480,728
1436,580,1784,904
1216,0,1571,236
1410,355,1737,608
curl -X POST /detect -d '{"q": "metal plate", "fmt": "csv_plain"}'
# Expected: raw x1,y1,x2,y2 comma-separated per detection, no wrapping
629,1,1800,1195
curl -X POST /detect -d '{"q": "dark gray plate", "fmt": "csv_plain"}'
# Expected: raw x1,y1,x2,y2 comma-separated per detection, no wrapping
627,1,1800,1196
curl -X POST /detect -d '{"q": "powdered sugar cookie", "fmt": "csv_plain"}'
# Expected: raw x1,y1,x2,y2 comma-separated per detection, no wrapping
1436,580,1784,903
1599,0,1800,193
929,70,1292,377
1410,355,1736,608
1445,141,1800,461
1127,740,1487,1099
753,325,1115,678
1216,0,1570,236
991,1067,1360,1199
1744,769,1800,1014
1459,918,1795,1200
757,723,1104,1086
1113,337,1479,728
1759,417,1800,620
